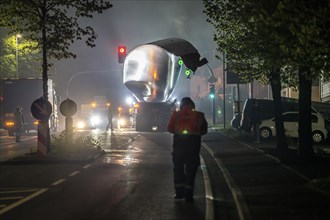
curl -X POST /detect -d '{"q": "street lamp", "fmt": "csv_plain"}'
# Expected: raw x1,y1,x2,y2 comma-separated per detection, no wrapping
15,34,22,78
206,64,218,125
66,69,122,97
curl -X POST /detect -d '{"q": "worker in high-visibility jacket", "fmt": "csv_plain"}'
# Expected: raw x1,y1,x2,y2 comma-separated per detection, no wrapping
167,97,208,203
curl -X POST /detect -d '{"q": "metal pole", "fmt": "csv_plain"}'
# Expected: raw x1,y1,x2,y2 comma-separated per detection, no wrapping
66,69,121,97
223,52,226,128
212,94,216,125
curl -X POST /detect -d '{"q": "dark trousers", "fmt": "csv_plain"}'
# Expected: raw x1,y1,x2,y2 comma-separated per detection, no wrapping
106,119,113,130
172,151,200,198
15,127,23,142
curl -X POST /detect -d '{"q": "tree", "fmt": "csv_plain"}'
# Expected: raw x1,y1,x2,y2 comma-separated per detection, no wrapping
0,27,40,78
0,0,112,155
264,0,330,161
203,0,330,161
203,0,290,157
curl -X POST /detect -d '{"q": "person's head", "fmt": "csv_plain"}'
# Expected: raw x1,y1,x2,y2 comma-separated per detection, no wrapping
16,106,23,112
180,97,195,110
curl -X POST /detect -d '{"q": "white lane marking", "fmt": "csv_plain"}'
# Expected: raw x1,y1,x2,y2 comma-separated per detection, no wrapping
200,157,214,220
0,196,24,200
0,188,48,215
83,164,91,169
202,143,250,220
51,179,66,186
68,171,80,177
0,189,39,194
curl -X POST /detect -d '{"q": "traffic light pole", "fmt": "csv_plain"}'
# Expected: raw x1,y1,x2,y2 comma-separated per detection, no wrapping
223,52,226,129
212,95,216,125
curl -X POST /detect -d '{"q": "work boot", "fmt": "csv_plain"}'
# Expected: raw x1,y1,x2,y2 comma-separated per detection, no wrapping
184,187,194,203
174,186,184,199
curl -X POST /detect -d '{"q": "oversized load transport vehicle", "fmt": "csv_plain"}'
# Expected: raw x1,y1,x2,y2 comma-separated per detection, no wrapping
0,78,59,136
123,44,181,131
123,38,207,131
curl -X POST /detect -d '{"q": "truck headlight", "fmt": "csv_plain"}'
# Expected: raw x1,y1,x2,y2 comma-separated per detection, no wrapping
90,115,101,126
118,118,126,126
77,121,86,129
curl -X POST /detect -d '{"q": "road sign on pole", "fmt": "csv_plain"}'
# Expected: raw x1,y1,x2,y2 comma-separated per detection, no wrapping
60,99,77,144
31,97,52,157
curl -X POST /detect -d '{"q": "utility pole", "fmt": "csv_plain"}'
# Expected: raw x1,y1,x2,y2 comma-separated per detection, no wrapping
222,52,226,128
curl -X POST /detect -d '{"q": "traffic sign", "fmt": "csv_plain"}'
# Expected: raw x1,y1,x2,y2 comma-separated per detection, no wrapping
31,98,52,121
60,98,77,117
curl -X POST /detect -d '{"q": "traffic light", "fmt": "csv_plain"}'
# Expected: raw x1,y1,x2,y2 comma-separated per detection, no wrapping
185,69,192,78
118,46,127,63
209,84,215,98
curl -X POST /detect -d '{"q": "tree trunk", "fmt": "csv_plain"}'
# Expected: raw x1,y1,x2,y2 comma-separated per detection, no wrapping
41,16,51,154
270,69,288,159
298,68,314,162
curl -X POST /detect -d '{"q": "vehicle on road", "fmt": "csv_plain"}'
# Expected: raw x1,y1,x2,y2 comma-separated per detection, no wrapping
122,39,207,132
259,111,328,143
0,78,59,136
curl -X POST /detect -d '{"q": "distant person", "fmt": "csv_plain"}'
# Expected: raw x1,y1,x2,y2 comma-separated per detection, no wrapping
14,106,24,142
167,97,208,203
251,100,261,143
106,107,113,131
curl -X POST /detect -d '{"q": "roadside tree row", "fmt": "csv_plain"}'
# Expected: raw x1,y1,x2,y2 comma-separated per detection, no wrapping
203,0,330,161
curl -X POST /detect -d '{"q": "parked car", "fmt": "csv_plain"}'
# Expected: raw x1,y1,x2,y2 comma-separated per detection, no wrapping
259,112,328,144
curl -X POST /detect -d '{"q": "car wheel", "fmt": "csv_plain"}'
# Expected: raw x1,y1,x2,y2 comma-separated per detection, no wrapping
312,131,324,144
259,127,272,139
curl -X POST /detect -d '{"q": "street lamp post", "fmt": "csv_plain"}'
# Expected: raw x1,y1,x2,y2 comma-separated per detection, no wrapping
66,69,122,97
207,64,218,125
15,34,22,78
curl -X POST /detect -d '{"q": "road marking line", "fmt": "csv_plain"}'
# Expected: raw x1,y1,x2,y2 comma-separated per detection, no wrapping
0,189,40,194
51,179,66,186
0,196,24,200
0,188,48,215
68,171,80,177
83,164,91,169
203,143,251,220
200,156,214,220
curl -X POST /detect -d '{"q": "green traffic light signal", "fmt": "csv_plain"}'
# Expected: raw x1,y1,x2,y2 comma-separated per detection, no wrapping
185,69,191,78
209,84,215,98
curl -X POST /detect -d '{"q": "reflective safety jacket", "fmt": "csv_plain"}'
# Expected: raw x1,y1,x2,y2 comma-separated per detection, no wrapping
167,106,208,136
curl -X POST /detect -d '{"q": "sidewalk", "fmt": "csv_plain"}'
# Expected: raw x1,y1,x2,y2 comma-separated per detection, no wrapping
207,129,330,219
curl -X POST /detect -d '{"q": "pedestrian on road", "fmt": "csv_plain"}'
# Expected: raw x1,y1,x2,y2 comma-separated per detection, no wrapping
14,106,24,142
251,100,261,143
167,97,208,203
106,106,113,131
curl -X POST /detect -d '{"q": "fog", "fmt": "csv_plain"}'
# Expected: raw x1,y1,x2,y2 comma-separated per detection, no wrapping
53,0,217,109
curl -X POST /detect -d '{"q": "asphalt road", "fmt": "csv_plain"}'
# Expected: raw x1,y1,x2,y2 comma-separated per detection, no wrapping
1,129,330,220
